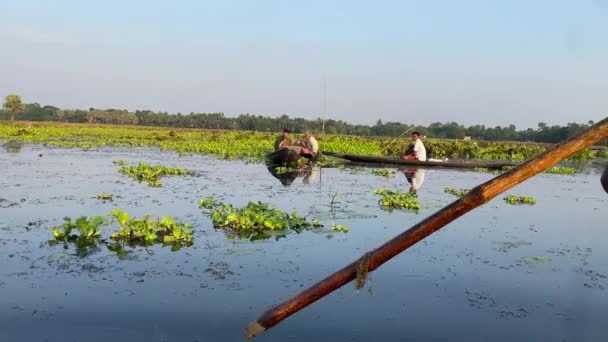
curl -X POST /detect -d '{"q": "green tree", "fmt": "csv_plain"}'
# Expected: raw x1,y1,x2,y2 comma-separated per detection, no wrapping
3,94,24,121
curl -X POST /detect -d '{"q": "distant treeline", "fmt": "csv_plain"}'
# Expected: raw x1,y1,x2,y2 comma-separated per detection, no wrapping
0,102,605,145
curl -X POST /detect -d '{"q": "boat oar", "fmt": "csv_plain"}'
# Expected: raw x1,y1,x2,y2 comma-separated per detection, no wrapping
245,117,608,340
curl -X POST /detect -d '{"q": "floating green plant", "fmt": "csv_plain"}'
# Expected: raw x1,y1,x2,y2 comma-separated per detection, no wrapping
49,216,111,257
545,166,576,175
118,162,193,187
96,193,113,201
371,168,394,178
504,195,536,205
113,160,127,166
199,197,217,209
373,189,420,211
444,187,469,198
200,200,343,241
110,209,193,247
49,210,193,257
330,224,349,233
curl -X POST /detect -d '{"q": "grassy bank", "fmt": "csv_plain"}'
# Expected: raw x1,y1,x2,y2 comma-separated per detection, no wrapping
1,121,605,161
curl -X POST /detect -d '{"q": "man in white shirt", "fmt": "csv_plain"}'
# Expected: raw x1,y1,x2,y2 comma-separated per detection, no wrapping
300,131,318,158
403,131,426,161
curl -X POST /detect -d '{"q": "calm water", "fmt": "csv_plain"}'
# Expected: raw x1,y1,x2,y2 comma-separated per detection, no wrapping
1,144,607,342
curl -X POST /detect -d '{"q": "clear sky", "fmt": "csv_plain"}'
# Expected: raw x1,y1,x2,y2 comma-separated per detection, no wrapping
1,0,607,128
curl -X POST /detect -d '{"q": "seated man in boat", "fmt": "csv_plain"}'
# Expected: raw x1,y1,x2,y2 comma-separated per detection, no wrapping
299,131,319,159
274,128,293,151
403,131,427,161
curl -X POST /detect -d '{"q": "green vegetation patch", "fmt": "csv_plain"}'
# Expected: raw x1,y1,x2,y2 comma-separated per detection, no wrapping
2,122,603,163
96,193,113,201
444,187,470,198
373,189,420,211
110,209,193,247
118,162,193,187
49,210,193,257
504,195,536,205
545,166,576,175
200,199,343,241
371,168,394,178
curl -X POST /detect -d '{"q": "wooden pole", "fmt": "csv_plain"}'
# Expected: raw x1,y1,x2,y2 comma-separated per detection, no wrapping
246,117,608,340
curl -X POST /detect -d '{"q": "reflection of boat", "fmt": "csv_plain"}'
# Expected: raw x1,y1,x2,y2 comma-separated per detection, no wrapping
324,151,519,169
266,148,300,164
602,165,608,193
265,163,299,186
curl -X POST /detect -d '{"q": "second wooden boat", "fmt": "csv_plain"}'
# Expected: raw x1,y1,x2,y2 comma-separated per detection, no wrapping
324,151,519,169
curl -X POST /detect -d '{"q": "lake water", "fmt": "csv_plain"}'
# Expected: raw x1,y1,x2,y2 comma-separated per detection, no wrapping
1,144,607,342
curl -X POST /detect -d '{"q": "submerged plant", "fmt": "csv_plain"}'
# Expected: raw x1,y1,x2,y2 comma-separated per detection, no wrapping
118,162,193,187
444,187,469,198
504,195,536,205
373,189,420,211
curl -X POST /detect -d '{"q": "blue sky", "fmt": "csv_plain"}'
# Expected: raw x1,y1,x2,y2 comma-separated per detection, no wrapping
0,0,607,128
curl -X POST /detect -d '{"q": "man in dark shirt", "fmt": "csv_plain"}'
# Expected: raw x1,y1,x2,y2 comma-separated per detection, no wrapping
274,128,292,151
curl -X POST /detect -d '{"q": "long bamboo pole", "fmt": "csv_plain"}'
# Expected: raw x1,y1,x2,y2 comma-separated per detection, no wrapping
246,117,608,340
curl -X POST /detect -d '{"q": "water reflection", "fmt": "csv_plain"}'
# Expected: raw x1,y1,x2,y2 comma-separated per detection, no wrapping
301,163,319,185
400,167,425,194
265,161,320,186
3,140,22,153
602,165,608,194
265,163,299,186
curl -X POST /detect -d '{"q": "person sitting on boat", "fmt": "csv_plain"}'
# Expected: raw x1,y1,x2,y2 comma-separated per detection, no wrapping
403,131,426,161
299,131,319,159
274,128,292,151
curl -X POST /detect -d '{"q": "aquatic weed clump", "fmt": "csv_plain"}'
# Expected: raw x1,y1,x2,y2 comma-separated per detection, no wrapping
544,166,576,175
373,189,420,211
118,162,193,187
110,209,193,247
444,187,469,198
199,199,343,241
504,195,536,205
371,168,394,178
48,210,193,257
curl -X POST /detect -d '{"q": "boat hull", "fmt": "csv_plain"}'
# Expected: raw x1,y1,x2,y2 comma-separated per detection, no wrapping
266,148,301,164
324,151,519,169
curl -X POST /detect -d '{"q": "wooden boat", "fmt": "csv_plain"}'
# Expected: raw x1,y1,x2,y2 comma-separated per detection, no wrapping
323,151,519,169
266,148,301,164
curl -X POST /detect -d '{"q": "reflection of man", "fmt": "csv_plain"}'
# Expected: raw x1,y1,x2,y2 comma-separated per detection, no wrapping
303,165,319,184
602,165,608,194
274,128,292,151
402,168,425,194
403,131,426,161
